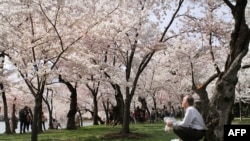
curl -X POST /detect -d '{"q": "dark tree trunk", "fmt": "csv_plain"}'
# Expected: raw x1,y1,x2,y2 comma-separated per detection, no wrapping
31,92,43,141
1,90,11,134
43,88,54,129
66,91,77,129
59,75,77,130
102,100,110,124
48,109,53,129
192,74,216,119
204,1,250,140
152,92,157,114
66,106,77,130
112,85,124,125
93,95,99,125
11,100,18,133
85,109,104,124
104,72,124,125
122,96,132,133
85,75,100,126
85,86,99,125
77,109,83,126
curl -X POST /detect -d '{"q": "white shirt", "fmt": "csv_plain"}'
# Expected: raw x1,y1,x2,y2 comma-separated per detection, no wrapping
175,106,205,130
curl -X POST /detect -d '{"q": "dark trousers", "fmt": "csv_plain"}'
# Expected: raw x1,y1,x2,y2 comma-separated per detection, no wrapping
42,121,46,130
20,121,26,134
26,121,32,131
173,126,205,141
150,115,155,123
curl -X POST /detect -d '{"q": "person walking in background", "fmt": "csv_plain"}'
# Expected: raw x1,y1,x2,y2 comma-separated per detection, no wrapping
26,107,33,132
150,108,156,123
166,95,206,141
41,112,47,131
19,106,28,134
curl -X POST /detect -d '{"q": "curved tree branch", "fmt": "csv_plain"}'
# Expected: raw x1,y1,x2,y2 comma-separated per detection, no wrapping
159,0,184,42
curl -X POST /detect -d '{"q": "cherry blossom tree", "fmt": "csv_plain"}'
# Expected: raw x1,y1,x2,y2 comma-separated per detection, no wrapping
1,1,248,141
84,0,185,134
177,0,249,140
0,0,86,140
206,1,249,140
0,51,11,134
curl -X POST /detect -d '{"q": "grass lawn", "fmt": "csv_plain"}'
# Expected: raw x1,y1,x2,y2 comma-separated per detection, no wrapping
232,117,250,124
0,118,249,141
0,121,177,141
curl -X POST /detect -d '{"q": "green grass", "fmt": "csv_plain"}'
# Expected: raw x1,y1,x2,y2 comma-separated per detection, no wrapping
0,118,249,141
232,117,250,124
0,122,178,141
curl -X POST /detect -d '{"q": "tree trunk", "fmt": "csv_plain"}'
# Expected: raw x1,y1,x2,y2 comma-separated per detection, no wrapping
204,1,250,140
77,109,83,127
207,82,236,140
43,98,53,129
48,109,53,129
85,76,100,126
58,75,77,130
152,93,157,113
85,108,104,124
93,95,99,125
113,85,124,125
239,97,242,121
11,101,18,133
122,96,132,134
102,100,110,124
192,85,211,119
43,88,54,129
66,91,77,130
1,90,11,134
31,93,43,141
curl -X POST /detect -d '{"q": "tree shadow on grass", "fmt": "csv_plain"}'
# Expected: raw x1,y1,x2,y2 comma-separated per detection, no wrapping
101,132,150,140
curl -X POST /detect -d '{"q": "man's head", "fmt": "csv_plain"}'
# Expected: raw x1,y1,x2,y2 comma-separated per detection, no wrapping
181,95,194,109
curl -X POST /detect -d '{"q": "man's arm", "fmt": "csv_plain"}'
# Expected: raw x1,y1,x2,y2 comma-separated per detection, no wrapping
167,107,193,127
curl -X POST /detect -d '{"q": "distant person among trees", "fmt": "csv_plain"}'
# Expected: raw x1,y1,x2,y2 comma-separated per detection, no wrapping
132,110,137,124
41,112,47,131
52,118,62,129
19,106,28,134
135,106,141,122
166,95,206,141
26,107,33,131
170,106,175,117
150,108,156,123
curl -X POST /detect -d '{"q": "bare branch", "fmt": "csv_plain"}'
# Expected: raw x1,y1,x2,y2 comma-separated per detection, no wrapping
38,3,64,51
190,56,196,89
242,64,250,69
223,0,235,11
54,5,60,26
159,0,184,42
208,32,221,74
